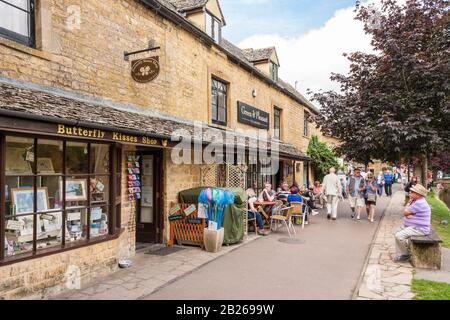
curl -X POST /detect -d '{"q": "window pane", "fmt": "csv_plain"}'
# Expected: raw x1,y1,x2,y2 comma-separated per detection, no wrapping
37,211,63,250
90,206,109,238
37,176,63,211
5,176,34,215
65,177,88,208
91,144,110,173
218,107,226,123
37,139,63,174
214,21,220,42
206,13,213,38
0,2,29,37
212,99,218,121
5,136,34,175
66,208,88,242
4,214,34,256
8,0,29,10
66,142,88,174
90,176,109,205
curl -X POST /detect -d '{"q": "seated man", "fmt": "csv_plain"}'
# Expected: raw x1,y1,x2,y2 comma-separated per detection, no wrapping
258,182,277,216
394,184,431,262
246,188,269,236
276,181,291,203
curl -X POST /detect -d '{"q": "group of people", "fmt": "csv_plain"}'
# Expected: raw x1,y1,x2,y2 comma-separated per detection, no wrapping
245,181,318,236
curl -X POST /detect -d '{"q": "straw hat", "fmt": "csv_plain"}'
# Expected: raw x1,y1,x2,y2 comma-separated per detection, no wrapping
410,184,428,197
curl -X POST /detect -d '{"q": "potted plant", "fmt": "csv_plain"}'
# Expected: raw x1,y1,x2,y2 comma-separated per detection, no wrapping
199,188,234,253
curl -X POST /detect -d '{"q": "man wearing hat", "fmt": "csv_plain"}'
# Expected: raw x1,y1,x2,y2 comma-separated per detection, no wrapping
394,184,431,262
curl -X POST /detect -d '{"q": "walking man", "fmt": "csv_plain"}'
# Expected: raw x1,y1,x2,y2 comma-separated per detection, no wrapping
347,168,366,221
383,170,394,197
322,167,342,220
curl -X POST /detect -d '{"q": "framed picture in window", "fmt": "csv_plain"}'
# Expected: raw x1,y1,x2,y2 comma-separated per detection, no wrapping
65,179,87,201
5,148,32,174
11,187,49,214
37,157,55,173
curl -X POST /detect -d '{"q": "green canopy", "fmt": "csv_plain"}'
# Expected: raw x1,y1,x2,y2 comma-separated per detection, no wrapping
179,187,246,245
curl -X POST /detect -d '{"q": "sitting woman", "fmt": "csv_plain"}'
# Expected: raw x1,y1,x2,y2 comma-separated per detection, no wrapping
246,188,269,236
287,186,309,224
313,181,324,207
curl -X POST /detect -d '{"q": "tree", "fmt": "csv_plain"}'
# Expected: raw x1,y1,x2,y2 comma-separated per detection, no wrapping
310,0,450,182
307,136,340,181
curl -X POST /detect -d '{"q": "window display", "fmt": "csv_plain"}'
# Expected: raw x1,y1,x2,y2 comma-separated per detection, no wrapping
2,135,113,259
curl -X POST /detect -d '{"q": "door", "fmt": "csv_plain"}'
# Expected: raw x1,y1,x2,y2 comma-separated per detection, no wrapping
136,151,161,243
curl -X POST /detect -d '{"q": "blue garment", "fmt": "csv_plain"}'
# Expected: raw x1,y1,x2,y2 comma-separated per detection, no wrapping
383,173,393,184
247,211,264,229
287,194,302,203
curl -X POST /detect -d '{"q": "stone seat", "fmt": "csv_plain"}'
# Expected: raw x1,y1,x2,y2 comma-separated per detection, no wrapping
410,230,442,270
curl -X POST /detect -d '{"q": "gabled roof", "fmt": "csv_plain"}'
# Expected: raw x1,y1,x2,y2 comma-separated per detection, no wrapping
243,47,278,65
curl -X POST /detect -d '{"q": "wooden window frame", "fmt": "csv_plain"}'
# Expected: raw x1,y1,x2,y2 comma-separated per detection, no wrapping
211,77,228,126
273,107,281,140
0,132,120,265
205,10,221,43
0,0,36,48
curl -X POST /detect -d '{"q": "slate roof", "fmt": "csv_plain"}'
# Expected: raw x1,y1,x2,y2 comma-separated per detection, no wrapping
242,47,276,63
0,79,310,161
167,0,208,11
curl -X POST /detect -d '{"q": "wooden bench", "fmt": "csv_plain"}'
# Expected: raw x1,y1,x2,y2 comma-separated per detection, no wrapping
410,230,442,270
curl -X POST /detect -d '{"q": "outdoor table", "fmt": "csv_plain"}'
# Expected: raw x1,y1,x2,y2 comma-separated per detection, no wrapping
254,201,277,228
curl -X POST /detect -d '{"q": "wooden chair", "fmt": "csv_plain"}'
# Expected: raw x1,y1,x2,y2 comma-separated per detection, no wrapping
270,206,295,237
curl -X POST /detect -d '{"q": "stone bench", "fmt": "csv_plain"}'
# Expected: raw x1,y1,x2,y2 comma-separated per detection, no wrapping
410,230,442,270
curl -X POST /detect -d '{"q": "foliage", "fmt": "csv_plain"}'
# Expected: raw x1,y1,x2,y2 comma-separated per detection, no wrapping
412,279,450,300
310,0,450,164
429,151,450,172
307,136,340,181
427,193,450,248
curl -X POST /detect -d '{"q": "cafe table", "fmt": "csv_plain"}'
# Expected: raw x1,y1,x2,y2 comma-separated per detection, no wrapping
254,201,277,228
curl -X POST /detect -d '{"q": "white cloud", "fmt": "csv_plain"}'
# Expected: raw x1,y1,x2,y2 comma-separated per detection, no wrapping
237,4,375,98
240,0,271,4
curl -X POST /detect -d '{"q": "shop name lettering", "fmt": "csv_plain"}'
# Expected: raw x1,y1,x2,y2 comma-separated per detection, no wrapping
240,106,268,123
57,125,158,145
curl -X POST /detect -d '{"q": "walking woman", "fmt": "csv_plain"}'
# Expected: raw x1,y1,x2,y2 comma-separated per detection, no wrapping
365,172,378,223
376,171,384,196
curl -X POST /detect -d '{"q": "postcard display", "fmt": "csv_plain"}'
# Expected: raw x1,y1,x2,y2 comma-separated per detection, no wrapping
127,155,142,201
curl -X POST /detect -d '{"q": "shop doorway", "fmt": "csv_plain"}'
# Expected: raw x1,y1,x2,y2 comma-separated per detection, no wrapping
135,150,162,244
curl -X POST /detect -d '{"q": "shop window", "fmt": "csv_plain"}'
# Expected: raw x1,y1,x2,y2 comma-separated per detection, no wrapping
2,135,113,260
0,0,35,47
211,78,227,126
304,110,310,137
274,107,281,140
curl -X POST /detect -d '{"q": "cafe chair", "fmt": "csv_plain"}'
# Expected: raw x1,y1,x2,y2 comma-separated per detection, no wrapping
289,201,307,230
270,206,295,237
243,208,258,236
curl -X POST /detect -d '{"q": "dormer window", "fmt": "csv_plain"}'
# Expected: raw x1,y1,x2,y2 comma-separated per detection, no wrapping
206,11,221,43
270,62,279,82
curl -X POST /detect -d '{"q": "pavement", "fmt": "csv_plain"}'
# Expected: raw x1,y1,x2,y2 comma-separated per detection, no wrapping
355,190,416,300
51,187,397,300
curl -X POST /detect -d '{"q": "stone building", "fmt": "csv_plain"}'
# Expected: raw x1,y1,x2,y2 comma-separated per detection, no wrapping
0,0,320,298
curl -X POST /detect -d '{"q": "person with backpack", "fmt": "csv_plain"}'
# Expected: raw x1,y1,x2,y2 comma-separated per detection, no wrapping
383,170,394,197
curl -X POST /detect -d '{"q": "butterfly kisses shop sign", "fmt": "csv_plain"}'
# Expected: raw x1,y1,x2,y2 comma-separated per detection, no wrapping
131,57,160,83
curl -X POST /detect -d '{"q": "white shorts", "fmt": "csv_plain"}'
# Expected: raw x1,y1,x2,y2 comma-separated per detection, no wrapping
349,196,365,208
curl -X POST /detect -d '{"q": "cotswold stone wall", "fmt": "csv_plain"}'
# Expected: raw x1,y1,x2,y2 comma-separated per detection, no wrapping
0,147,136,300
0,0,312,151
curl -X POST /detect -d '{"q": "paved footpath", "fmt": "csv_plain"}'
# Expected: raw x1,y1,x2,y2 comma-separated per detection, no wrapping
355,190,416,300
143,192,395,300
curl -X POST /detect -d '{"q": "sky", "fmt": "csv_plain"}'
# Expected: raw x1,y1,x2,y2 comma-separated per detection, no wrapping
220,0,377,97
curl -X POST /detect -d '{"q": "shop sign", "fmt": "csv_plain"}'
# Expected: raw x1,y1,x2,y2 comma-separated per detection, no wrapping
187,218,202,225
237,101,269,130
169,214,185,222
183,204,196,217
131,57,160,83
169,204,181,216
56,124,162,146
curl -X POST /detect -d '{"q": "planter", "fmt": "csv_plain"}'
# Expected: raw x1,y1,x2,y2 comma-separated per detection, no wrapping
203,228,224,253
